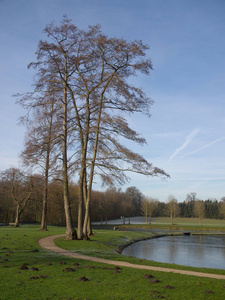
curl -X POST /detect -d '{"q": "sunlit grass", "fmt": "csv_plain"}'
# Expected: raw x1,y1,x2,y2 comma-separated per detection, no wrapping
117,217,225,232
1,224,225,299
152,217,225,226
55,229,225,275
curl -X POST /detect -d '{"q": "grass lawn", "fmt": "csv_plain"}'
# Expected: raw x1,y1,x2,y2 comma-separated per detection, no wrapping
152,217,225,226
117,217,225,232
0,224,225,299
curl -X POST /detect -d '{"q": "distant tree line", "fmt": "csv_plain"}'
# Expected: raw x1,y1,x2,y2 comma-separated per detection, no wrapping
0,170,144,225
145,193,225,224
1,174,225,226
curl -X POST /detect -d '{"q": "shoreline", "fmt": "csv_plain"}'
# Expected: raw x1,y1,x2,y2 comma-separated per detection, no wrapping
38,233,225,280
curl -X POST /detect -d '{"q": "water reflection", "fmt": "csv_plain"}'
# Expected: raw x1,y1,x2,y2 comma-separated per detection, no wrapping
122,235,225,269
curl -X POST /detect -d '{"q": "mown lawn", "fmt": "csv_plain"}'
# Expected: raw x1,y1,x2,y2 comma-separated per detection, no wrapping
152,217,225,226
117,217,225,232
0,224,225,299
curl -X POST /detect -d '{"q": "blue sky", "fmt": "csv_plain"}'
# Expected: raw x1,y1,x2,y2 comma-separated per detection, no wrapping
1,0,225,202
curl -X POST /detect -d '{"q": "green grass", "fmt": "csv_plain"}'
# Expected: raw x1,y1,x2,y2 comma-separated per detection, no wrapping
55,229,225,275
153,217,225,227
152,217,225,225
116,217,225,232
1,224,225,299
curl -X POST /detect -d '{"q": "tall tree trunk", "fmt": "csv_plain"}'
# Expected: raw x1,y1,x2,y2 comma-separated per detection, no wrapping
83,170,93,237
77,177,84,239
62,58,76,240
68,88,90,240
40,178,48,230
14,205,20,227
40,103,55,231
40,154,49,231
82,76,116,240
87,215,93,236
79,94,90,240
77,144,88,239
170,211,173,225
82,92,104,239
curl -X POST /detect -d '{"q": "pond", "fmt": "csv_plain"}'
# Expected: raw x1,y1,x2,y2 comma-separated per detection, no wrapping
122,235,225,270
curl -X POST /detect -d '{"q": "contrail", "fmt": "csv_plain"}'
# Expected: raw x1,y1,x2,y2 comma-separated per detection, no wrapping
184,136,225,157
168,128,200,162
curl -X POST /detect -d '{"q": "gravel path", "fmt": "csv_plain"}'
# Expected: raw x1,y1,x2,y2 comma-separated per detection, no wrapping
38,234,225,280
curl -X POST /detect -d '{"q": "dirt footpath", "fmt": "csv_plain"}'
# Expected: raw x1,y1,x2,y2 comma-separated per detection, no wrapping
38,234,225,280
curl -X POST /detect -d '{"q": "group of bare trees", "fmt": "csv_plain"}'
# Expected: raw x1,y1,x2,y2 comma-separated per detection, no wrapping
140,193,225,226
13,17,168,239
166,193,225,225
141,197,158,224
166,193,207,225
2,170,225,227
0,168,33,227
0,177,145,227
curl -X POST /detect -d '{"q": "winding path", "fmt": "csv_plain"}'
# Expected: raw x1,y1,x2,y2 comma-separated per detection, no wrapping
38,234,225,280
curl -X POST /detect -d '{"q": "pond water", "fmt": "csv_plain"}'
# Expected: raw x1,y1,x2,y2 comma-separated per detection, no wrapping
122,235,225,270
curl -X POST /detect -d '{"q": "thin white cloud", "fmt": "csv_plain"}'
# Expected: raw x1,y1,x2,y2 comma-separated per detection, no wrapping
183,136,225,157
168,128,200,162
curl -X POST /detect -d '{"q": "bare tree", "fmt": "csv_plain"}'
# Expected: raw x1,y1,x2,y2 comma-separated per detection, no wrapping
17,18,79,239
141,196,158,224
167,195,179,225
120,195,135,224
17,17,169,240
56,21,170,239
126,187,144,216
148,197,158,224
186,192,197,202
0,174,14,223
194,200,205,225
141,198,150,224
21,100,61,231
1,168,33,227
